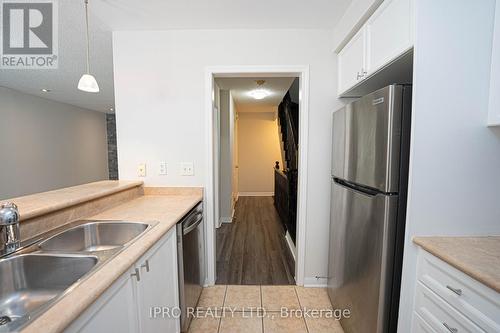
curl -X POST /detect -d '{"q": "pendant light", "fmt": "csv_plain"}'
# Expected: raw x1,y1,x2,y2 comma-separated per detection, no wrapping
78,0,99,93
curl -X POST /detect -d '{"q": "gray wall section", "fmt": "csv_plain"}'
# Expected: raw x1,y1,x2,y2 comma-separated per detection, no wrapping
288,78,300,104
218,90,232,221
0,87,109,200
106,114,119,180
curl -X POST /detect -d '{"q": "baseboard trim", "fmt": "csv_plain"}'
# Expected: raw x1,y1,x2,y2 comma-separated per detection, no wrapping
285,231,297,262
303,277,328,288
238,192,274,197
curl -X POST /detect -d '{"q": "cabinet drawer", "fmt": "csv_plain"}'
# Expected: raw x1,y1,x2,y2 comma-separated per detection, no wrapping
415,282,485,333
412,311,437,333
417,250,500,332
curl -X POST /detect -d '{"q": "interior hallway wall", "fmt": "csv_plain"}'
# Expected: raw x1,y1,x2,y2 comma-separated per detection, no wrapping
397,1,500,330
0,87,109,199
112,29,343,285
237,109,283,195
218,90,234,222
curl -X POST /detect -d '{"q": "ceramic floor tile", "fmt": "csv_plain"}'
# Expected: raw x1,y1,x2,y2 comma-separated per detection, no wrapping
224,285,262,311
197,285,227,310
219,311,263,333
295,287,333,310
305,317,344,333
261,285,300,312
263,315,308,333
188,315,220,333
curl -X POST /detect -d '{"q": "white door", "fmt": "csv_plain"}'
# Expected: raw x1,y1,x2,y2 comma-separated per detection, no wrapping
338,27,367,94
365,0,414,75
136,229,180,333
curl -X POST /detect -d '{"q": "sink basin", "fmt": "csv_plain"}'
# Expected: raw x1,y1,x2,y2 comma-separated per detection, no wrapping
0,254,97,327
39,222,149,252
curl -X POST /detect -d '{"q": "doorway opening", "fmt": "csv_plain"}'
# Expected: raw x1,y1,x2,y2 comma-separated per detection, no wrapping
205,67,309,287
205,66,309,286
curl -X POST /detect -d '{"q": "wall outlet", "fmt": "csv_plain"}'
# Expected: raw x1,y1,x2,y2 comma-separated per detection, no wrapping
159,162,167,175
137,163,146,177
180,162,194,176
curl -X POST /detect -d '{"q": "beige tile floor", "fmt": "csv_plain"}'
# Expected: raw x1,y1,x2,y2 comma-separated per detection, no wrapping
188,285,344,333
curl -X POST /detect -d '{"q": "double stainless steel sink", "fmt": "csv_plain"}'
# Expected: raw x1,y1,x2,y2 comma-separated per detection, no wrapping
0,220,155,331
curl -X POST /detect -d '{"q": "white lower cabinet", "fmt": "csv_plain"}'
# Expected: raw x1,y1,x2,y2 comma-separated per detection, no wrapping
136,228,180,333
412,249,500,333
66,228,180,333
412,312,437,333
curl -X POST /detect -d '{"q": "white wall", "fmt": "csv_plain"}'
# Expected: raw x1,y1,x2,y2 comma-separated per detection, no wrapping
112,29,341,284
488,0,500,126
218,90,233,221
237,110,283,195
0,87,109,199
398,1,500,331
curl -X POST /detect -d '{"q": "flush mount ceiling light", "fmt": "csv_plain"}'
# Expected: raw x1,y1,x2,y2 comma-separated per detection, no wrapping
78,0,99,93
248,80,271,100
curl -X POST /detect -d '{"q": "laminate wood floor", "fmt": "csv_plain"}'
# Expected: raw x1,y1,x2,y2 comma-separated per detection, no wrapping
216,196,295,285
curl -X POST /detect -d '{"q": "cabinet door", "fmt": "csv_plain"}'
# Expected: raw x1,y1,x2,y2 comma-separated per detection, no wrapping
65,269,139,333
136,228,180,333
338,27,366,94
366,0,414,74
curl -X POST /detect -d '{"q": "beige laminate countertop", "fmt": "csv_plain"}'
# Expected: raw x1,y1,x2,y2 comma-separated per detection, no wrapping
21,192,203,333
413,236,500,293
2,180,143,221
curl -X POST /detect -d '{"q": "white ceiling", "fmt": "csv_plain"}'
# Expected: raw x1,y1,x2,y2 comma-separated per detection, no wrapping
0,0,115,113
0,0,351,113
91,0,352,30
216,77,295,110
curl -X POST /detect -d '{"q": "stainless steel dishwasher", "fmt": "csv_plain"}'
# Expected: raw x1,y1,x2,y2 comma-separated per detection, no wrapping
177,202,204,332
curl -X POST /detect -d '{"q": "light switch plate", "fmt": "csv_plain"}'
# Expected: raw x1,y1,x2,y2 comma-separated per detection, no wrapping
159,162,167,175
137,163,146,177
180,162,194,176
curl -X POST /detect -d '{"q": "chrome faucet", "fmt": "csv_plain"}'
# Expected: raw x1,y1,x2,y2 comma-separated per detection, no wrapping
0,202,21,256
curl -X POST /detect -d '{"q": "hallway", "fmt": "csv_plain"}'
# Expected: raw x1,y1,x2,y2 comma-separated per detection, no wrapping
216,196,295,285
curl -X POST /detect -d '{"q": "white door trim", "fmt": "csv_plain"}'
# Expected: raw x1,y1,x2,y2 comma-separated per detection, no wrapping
204,65,310,286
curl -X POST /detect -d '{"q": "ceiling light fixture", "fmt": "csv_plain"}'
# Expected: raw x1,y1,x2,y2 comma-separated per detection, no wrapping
78,0,99,93
249,80,271,100
41,88,51,93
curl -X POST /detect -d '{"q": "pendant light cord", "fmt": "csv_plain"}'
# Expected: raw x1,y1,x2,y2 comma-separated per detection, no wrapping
84,0,90,74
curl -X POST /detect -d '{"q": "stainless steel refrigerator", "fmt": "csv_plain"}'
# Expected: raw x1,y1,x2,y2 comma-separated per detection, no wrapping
328,85,412,333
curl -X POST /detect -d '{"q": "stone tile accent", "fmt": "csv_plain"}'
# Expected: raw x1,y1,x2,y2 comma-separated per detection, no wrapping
106,113,118,180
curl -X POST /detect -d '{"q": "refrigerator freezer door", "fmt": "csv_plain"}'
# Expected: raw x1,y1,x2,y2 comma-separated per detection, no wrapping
327,180,398,333
331,85,403,193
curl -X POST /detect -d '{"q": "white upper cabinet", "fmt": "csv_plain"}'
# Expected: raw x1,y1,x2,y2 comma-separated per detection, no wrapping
365,0,413,75
338,27,367,95
337,0,414,96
